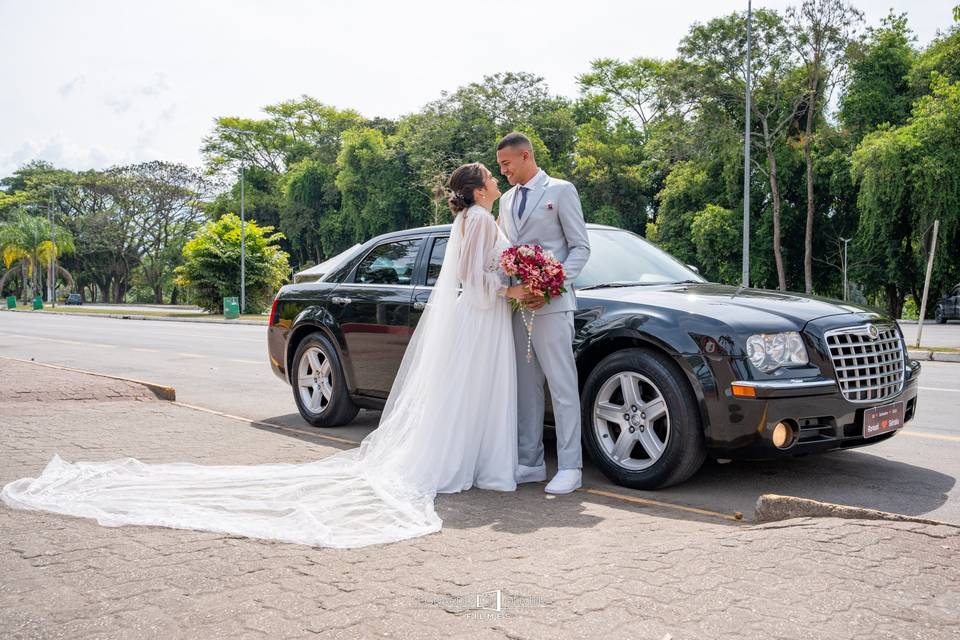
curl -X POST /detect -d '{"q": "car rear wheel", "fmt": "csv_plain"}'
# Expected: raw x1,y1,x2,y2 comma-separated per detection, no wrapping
935,305,946,324
582,348,705,489
291,333,358,427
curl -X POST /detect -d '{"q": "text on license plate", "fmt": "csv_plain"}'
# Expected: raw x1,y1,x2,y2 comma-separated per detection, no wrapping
862,401,904,439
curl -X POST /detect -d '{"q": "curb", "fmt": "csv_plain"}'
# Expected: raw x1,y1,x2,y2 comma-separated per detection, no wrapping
0,355,177,401
1,308,267,326
908,349,960,362
754,494,959,529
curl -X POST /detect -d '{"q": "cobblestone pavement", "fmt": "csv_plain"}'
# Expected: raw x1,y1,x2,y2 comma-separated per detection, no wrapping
1,358,958,640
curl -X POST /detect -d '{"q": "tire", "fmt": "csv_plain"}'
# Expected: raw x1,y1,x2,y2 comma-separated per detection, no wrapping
581,348,706,489
935,306,946,324
290,333,359,427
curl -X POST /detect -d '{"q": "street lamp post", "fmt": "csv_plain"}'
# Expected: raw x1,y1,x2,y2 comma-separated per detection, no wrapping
741,0,753,288
47,191,58,307
240,161,246,315
222,127,255,314
840,237,851,302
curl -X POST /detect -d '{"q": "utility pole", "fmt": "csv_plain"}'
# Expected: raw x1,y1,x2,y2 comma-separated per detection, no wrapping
916,219,940,348
741,0,753,288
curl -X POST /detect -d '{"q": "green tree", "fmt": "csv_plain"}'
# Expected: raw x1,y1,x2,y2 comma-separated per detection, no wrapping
647,161,714,265
788,0,864,294
0,210,75,300
335,127,418,244
679,8,805,291
691,204,741,283
908,15,960,94
851,77,960,318
175,213,290,313
279,158,341,265
840,12,916,140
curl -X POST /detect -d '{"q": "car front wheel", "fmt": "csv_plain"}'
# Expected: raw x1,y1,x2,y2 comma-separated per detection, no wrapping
581,348,706,489
935,305,946,324
291,333,359,427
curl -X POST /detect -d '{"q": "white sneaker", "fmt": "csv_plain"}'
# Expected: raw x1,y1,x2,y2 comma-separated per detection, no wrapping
545,469,581,494
516,463,547,484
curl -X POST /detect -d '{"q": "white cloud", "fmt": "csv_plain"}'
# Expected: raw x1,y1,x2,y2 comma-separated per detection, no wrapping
103,95,132,114
0,137,116,176
58,75,86,98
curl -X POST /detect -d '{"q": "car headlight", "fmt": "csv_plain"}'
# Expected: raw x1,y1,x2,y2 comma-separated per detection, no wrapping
746,332,808,372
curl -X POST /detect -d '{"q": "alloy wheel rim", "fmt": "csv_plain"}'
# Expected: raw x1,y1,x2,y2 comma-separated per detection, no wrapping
593,371,671,471
297,346,333,414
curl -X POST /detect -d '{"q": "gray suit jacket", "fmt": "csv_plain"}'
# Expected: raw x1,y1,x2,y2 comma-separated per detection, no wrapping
499,171,591,315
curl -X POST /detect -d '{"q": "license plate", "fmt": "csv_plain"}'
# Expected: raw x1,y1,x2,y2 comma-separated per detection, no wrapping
862,401,905,438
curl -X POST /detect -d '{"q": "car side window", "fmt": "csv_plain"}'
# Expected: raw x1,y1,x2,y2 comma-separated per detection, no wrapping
425,236,448,286
353,239,423,285
953,286,960,297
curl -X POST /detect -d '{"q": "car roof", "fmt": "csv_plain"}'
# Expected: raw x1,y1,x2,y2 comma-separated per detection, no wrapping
371,221,620,243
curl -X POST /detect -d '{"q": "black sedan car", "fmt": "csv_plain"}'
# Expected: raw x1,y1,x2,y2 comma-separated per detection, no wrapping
935,283,960,323
267,223,921,489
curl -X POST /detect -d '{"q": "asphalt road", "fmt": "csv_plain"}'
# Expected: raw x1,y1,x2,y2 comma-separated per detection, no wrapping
899,320,960,349
1,311,958,524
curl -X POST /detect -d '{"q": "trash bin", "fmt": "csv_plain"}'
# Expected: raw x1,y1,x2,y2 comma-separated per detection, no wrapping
6,295,15,309
224,296,240,319
32,295,43,310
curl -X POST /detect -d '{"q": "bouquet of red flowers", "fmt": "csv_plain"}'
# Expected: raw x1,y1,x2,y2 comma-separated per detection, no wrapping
499,244,567,311
499,244,567,362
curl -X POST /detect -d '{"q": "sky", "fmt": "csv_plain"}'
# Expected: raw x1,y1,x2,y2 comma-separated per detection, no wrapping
0,0,954,179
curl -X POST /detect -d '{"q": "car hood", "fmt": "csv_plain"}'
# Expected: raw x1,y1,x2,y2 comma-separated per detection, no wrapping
578,282,885,330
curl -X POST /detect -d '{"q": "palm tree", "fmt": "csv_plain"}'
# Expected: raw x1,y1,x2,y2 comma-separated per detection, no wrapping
0,210,76,302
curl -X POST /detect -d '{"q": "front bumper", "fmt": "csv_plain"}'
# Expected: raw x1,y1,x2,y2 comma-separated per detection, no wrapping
704,360,921,459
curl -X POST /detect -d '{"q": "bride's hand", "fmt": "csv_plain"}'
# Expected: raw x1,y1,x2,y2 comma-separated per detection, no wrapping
527,298,547,310
505,284,529,300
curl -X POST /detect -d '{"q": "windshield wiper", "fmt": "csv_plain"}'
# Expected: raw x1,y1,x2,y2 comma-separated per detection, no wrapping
579,281,663,290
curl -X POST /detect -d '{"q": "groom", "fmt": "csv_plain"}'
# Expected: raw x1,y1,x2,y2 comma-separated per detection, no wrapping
496,132,591,495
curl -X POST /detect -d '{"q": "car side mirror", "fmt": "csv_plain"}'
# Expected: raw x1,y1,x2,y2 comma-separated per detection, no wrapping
687,265,700,274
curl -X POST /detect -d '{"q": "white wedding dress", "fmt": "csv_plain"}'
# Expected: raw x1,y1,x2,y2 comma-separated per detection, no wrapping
2,204,518,548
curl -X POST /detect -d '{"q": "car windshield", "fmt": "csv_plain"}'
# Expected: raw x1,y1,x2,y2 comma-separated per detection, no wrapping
575,229,707,289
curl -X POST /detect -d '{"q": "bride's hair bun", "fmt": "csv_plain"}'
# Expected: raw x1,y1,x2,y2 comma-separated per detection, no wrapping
446,162,487,214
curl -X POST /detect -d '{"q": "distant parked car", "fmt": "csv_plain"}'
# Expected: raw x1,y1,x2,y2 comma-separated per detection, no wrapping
65,293,83,305
934,284,960,324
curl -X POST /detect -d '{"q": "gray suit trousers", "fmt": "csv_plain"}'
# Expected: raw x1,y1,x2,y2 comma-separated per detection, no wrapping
512,310,583,470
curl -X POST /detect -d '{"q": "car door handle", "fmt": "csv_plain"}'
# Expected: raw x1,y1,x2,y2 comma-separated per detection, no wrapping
413,301,426,311
331,296,352,306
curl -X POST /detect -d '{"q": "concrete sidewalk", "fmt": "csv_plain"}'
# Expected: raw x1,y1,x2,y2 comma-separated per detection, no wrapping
1,359,957,639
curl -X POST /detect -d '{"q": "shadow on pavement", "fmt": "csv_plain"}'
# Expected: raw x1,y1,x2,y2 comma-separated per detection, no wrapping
257,411,956,528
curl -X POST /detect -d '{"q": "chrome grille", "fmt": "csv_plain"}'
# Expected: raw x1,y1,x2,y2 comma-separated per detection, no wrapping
824,324,905,403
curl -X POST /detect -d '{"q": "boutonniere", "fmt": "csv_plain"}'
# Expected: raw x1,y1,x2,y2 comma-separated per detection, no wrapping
546,201,554,210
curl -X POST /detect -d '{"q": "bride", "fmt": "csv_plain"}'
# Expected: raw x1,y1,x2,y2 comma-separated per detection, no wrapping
1,163,532,549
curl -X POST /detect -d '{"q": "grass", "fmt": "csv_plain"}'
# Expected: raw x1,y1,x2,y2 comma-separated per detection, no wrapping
2,304,268,323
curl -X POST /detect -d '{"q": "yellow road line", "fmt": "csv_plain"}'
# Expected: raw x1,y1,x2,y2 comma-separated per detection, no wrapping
175,352,205,358
900,430,960,443
229,358,262,364
919,386,960,393
0,332,114,348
